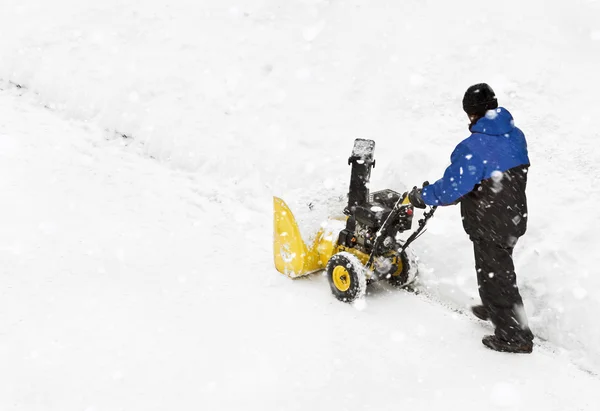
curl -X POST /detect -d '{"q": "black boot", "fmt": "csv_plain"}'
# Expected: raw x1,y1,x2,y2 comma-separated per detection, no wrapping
482,335,533,354
471,305,490,321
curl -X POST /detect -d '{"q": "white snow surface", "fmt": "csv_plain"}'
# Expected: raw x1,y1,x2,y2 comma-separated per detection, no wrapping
1,0,600,409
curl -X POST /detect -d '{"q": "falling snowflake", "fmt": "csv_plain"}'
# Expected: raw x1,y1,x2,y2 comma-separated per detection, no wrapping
485,110,498,120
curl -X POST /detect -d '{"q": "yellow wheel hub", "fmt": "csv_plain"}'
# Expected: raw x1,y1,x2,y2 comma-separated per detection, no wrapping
332,266,352,292
391,257,404,277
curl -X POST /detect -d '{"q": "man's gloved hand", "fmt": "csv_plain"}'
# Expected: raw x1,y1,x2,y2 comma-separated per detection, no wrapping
408,186,427,209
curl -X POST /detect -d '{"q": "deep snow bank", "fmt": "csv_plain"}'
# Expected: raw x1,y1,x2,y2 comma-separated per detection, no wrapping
1,0,600,370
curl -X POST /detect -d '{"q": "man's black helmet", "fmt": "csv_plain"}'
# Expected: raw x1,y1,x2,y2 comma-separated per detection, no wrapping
462,83,498,116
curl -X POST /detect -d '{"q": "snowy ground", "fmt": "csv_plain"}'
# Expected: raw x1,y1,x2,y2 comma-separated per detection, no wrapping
1,0,600,409
1,83,598,410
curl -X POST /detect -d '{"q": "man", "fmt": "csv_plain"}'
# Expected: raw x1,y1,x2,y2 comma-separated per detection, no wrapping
409,83,534,354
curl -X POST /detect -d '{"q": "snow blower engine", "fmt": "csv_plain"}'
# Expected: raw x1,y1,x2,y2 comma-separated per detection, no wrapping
273,138,436,303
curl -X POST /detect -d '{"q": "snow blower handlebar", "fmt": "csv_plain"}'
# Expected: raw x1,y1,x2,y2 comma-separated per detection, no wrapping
400,206,437,253
365,195,437,270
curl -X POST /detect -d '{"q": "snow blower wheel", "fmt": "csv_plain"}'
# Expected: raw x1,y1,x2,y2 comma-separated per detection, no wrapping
326,252,366,303
386,251,411,287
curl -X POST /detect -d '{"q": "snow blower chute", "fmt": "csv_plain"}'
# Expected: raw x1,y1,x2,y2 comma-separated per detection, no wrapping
273,138,436,302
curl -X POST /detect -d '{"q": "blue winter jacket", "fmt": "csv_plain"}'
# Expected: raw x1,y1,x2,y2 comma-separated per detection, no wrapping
421,107,530,242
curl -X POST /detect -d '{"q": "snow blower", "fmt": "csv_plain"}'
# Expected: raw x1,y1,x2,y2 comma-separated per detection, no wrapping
273,138,436,303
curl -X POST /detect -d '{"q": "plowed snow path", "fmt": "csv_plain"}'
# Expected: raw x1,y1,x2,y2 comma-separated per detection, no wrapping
1,88,598,410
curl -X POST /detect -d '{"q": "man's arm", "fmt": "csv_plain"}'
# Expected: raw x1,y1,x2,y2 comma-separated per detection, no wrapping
421,142,484,206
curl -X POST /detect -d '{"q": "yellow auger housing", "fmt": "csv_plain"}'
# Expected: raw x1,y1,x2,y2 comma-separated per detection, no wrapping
273,197,341,278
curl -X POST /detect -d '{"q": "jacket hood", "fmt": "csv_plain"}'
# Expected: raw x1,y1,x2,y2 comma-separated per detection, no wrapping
470,107,515,136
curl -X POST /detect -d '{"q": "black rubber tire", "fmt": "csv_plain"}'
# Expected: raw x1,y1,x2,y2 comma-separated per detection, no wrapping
387,250,411,287
326,252,367,303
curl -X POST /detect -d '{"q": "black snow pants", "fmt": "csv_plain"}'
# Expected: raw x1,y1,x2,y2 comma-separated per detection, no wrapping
473,238,533,343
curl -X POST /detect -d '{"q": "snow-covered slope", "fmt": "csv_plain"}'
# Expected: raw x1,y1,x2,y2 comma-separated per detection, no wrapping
1,83,598,411
1,0,600,407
